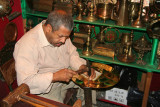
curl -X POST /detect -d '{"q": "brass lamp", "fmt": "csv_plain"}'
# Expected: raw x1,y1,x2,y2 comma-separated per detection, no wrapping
85,0,97,22
82,25,93,56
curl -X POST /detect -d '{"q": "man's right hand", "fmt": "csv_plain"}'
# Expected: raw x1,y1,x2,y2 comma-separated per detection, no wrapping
52,68,77,82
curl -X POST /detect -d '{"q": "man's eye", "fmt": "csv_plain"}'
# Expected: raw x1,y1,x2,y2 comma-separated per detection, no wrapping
58,35,63,38
59,35,69,39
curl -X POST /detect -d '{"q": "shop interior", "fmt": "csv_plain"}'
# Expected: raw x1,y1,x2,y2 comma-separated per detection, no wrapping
0,0,160,107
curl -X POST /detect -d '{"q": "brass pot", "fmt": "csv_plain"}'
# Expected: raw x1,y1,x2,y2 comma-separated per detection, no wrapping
96,3,114,21
0,0,13,17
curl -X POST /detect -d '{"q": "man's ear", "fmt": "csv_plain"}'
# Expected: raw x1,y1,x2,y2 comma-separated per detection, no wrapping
46,24,52,33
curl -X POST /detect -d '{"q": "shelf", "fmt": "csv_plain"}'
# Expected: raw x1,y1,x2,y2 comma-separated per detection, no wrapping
25,9,146,32
73,17,146,32
26,9,49,18
78,49,160,73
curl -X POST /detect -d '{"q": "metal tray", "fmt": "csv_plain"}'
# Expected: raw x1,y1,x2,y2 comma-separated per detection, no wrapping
72,69,120,88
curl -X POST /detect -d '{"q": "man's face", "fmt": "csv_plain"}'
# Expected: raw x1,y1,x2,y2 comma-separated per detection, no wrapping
46,25,71,47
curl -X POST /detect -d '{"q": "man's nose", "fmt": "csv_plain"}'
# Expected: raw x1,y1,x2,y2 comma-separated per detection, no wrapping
60,37,66,43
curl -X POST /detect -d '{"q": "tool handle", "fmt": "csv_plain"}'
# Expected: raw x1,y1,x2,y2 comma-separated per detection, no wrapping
87,60,91,76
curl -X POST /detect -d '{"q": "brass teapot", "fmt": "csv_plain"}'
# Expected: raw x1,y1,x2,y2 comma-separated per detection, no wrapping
0,0,13,18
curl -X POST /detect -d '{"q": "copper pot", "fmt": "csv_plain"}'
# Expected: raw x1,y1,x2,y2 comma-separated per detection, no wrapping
96,3,114,21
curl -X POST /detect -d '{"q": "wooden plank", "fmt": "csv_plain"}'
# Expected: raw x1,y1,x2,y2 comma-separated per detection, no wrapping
142,72,153,107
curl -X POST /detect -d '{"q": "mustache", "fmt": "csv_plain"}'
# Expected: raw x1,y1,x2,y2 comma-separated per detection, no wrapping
56,42,64,45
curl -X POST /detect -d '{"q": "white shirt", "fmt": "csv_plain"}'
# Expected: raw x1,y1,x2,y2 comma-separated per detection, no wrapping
13,21,86,94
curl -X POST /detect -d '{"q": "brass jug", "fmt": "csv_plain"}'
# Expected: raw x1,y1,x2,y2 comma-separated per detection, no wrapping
121,33,131,44
111,0,129,26
142,6,150,24
128,2,140,23
76,0,84,20
118,32,131,54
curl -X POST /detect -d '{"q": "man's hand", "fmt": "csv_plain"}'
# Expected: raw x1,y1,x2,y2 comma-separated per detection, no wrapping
79,65,96,80
52,69,77,82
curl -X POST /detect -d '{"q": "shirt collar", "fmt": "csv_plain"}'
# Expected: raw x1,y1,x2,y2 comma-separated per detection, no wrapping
39,20,53,47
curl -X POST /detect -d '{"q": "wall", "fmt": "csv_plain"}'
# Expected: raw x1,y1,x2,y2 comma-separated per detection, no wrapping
0,0,24,49
0,0,24,101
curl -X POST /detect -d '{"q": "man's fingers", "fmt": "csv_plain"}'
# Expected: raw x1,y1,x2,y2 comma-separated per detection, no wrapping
68,69,77,75
89,69,96,80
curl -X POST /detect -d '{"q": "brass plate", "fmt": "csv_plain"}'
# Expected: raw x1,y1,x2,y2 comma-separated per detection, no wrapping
72,69,120,88
4,22,17,43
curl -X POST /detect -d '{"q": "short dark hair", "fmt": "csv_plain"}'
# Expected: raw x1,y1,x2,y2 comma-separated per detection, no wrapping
45,10,74,32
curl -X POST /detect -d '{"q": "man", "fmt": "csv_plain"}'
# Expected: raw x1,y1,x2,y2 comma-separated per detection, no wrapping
13,10,95,103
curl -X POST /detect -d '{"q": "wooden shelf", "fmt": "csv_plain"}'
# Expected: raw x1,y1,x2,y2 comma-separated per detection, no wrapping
25,9,146,32
78,49,159,73
73,17,146,32
26,9,48,18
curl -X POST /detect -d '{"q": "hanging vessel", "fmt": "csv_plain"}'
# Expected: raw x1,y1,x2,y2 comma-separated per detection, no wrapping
0,0,13,18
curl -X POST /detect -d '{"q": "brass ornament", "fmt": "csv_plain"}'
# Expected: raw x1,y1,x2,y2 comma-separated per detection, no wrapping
142,6,150,24
111,0,129,26
117,31,136,63
120,33,131,44
128,2,140,23
117,42,136,63
85,0,97,22
92,43,115,59
147,17,160,39
0,0,13,18
97,26,106,44
82,25,93,56
104,27,119,43
76,0,84,20
133,35,152,65
96,27,119,43
131,0,145,28
96,3,114,23
4,22,17,43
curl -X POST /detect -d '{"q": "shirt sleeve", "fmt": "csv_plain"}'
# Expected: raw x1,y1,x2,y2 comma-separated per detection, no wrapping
13,39,53,94
67,39,86,70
